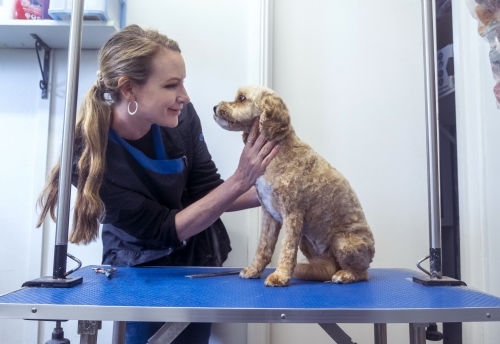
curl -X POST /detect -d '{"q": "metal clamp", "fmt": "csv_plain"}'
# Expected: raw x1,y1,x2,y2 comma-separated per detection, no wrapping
65,252,82,277
416,255,432,277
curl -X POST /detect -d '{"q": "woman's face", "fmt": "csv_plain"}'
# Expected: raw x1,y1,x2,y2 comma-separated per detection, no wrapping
131,48,190,128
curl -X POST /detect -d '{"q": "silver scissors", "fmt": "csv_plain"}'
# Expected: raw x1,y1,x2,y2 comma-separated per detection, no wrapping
92,267,117,279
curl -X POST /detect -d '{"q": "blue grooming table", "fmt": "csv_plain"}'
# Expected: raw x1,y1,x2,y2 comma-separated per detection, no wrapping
1,266,500,343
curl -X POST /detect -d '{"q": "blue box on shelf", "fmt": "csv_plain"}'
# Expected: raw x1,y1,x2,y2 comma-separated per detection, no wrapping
48,0,123,25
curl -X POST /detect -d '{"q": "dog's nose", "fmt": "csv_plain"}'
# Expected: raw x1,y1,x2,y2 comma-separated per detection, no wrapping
213,105,217,113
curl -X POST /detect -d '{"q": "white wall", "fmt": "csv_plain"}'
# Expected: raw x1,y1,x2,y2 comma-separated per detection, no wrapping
0,48,47,344
453,0,500,343
0,48,117,344
270,1,429,343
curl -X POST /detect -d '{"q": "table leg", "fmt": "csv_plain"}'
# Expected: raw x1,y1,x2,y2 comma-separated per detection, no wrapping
409,323,428,344
77,320,101,344
112,321,126,344
374,323,387,344
318,323,357,344
147,322,190,344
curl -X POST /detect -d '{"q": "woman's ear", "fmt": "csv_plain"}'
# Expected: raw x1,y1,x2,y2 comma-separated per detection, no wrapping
117,76,134,101
258,92,291,141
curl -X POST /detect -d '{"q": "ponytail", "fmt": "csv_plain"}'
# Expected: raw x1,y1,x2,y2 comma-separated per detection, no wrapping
37,84,111,244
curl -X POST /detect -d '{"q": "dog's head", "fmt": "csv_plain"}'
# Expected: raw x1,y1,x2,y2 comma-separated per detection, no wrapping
213,85,292,142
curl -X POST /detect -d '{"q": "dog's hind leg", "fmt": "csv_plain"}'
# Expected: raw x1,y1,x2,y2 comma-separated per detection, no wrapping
264,214,304,287
331,228,375,284
293,235,338,281
240,210,281,279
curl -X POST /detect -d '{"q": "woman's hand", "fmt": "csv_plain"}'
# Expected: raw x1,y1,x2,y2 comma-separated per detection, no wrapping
234,118,280,190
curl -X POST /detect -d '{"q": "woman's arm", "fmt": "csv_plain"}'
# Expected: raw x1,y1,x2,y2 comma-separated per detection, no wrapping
226,187,260,212
174,119,277,242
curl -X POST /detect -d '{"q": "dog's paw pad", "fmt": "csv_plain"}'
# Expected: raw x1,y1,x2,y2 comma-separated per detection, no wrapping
264,272,290,287
331,270,356,284
240,267,261,279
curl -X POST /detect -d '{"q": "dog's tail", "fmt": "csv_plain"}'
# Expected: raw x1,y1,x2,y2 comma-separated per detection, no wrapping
293,257,338,281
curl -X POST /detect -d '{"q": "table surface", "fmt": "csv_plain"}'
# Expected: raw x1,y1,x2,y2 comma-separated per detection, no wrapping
1,266,500,324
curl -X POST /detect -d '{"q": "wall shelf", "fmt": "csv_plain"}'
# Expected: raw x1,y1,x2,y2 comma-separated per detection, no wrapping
0,20,119,49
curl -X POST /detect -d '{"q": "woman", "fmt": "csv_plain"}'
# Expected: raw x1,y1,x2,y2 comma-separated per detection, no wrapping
36,24,278,344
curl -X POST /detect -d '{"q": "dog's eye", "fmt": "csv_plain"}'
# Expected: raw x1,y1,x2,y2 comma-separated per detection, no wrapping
238,94,246,101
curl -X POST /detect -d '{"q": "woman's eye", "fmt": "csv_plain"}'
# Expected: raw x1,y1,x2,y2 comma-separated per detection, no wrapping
238,95,246,101
165,84,177,89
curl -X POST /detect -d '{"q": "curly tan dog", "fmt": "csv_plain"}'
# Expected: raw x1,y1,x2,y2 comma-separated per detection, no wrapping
213,85,375,287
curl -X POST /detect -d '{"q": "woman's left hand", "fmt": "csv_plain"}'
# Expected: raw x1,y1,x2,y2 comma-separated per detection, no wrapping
234,118,280,191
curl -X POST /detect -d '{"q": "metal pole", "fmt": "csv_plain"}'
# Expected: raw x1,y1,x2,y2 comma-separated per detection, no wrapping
111,322,126,344
421,0,442,279
374,324,387,344
148,323,190,344
409,323,428,344
318,324,357,344
53,0,85,279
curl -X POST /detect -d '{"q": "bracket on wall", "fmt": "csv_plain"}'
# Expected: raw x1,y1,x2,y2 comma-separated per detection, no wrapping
30,34,51,99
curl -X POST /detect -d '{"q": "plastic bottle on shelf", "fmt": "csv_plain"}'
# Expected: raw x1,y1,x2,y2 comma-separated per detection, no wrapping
0,0,16,20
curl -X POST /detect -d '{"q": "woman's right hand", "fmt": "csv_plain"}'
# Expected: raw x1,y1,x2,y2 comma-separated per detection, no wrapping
234,118,280,190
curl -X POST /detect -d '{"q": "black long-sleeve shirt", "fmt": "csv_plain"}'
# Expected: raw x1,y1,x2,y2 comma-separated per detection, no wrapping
72,103,231,267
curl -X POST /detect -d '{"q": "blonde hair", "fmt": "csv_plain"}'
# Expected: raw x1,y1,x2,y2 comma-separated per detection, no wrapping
36,24,181,244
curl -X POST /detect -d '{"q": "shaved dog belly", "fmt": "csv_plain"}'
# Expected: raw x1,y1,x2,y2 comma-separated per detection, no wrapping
255,176,282,223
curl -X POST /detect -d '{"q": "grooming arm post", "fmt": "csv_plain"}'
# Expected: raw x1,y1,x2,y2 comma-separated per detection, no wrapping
421,0,442,279
22,0,85,289
53,0,85,280
413,0,465,287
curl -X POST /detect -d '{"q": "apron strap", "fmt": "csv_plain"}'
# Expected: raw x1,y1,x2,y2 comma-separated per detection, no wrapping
108,126,186,175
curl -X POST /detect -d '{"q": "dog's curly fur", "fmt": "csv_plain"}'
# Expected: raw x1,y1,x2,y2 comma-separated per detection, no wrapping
214,85,375,287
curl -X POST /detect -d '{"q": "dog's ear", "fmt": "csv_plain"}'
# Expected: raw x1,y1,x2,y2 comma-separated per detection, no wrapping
259,92,291,141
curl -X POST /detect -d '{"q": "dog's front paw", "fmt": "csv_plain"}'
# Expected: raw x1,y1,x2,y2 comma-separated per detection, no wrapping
264,272,291,287
240,266,262,279
331,270,356,284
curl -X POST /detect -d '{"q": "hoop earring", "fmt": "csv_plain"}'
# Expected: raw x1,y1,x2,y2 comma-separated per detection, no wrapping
128,101,138,115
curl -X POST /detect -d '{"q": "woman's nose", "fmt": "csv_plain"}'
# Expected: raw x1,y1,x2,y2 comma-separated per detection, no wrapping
177,85,190,104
